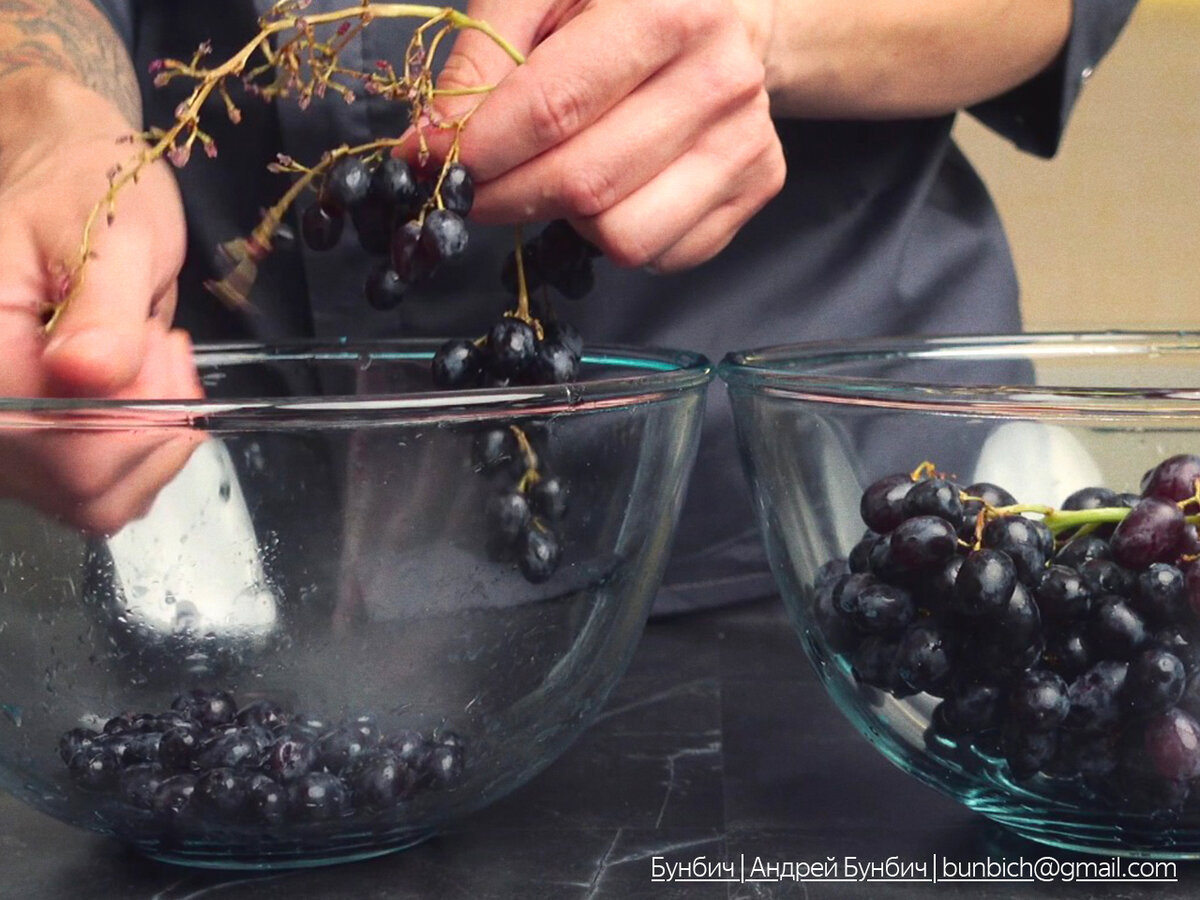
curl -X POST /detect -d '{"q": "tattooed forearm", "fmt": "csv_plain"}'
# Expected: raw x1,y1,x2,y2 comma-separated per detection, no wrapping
0,0,140,125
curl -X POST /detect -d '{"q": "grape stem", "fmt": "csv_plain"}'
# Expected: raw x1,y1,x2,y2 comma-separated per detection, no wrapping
47,3,527,332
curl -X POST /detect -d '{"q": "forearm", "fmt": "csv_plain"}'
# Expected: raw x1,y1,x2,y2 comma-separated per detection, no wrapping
736,0,1073,119
0,0,140,126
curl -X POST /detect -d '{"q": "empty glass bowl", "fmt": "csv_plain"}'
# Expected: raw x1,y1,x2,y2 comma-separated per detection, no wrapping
722,332,1200,858
0,340,711,869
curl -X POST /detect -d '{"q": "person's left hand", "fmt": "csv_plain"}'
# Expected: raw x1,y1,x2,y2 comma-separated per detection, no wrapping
428,0,786,272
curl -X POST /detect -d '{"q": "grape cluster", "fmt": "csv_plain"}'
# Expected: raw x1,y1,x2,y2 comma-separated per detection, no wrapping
814,453,1200,813
59,689,465,830
299,155,473,311
431,220,596,391
473,425,570,584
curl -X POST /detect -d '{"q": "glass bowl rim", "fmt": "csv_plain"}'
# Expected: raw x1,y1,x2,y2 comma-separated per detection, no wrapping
718,330,1200,416
0,339,713,428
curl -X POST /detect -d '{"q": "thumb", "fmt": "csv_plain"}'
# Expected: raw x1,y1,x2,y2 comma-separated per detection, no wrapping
429,2,546,132
42,220,166,397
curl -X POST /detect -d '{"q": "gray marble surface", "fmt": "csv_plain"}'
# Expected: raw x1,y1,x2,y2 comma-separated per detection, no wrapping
2,598,1197,899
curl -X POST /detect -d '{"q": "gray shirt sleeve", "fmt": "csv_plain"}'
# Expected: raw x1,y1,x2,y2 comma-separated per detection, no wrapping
968,0,1139,157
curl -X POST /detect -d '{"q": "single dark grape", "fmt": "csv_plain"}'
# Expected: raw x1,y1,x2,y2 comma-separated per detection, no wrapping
1052,534,1112,568
519,524,562,583
325,157,372,209
171,689,238,729
1133,563,1187,625
158,724,202,771
1141,454,1200,503
845,580,915,635
1008,669,1070,732
1124,647,1186,717
812,575,862,653
345,750,411,809
194,767,250,820
288,771,349,822
529,475,569,521
300,200,345,251
1090,597,1148,660
954,548,1016,617
895,620,954,694
1143,708,1200,781
851,635,904,693
859,473,914,534
487,490,532,546
314,725,369,774
1078,558,1136,598
364,263,407,311
419,209,469,263
543,320,584,360
438,162,474,215
1042,628,1093,681
423,741,466,787
150,773,197,821
244,773,288,826
485,318,539,382
1065,660,1128,733
941,680,1003,734
391,219,435,283
902,477,964,527
104,730,162,766
262,733,318,783
472,427,522,476
981,515,1049,585
371,157,420,215
534,340,581,384
1034,564,1093,624
118,763,166,809
431,338,483,389
889,515,958,572
59,728,100,765
387,730,432,771
1110,496,1186,569
68,745,121,791
193,728,266,770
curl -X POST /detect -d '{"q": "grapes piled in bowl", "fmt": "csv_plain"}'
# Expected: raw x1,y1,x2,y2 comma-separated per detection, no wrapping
721,331,1200,858
0,340,711,869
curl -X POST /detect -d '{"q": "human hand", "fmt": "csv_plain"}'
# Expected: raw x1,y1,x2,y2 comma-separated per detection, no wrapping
430,0,786,272
0,72,203,534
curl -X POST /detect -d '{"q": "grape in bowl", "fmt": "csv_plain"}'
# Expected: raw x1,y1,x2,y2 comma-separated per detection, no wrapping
721,331,1200,859
0,340,710,869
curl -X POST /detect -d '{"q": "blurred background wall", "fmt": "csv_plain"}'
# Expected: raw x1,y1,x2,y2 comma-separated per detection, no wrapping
954,0,1199,330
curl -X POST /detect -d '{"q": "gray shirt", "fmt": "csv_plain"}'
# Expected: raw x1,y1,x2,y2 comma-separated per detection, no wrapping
94,0,1137,613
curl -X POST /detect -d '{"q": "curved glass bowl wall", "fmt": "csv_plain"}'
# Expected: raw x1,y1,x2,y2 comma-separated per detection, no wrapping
0,341,711,869
722,332,1200,859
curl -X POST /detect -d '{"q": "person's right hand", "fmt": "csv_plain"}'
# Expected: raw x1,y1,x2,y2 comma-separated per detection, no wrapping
0,71,204,534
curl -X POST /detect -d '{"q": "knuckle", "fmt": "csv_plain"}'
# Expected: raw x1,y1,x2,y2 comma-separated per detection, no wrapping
437,53,490,94
594,224,655,270
559,165,620,218
527,77,589,148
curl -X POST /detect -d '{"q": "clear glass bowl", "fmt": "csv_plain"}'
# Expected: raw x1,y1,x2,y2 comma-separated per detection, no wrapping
0,340,711,869
721,332,1200,859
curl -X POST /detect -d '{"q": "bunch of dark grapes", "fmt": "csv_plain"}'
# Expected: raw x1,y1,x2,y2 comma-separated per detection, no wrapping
813,453,1200,814
501,219,601,302
299,155,473,311
473,425,570,584
431,220,596,391
59,689,466,831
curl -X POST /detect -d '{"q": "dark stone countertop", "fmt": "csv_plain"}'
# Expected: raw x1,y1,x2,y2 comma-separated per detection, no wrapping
2,597,1197,899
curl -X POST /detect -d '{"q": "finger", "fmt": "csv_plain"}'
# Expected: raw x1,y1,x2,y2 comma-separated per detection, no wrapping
470,44,765,223
575,106,784,269
42,215,164,396
438,2,677,182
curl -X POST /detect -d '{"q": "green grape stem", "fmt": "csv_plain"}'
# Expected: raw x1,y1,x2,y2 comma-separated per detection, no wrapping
49,3,527,332
982,502,1200,538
